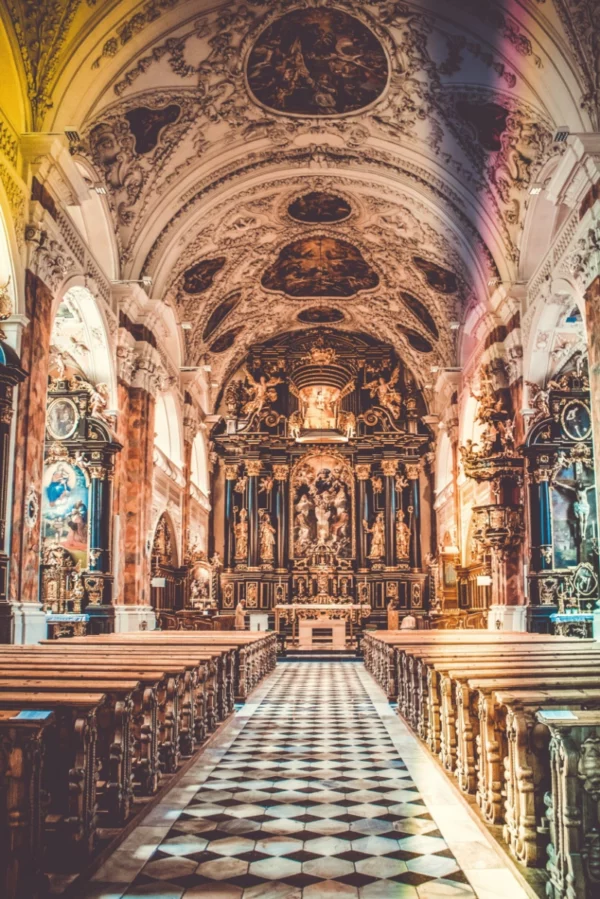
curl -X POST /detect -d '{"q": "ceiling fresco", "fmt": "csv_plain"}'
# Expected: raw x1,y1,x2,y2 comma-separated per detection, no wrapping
261,237,379,298
297,307,346,324
6,0,593,396
288,192,352,224
246,9,389,116
183,258,227,296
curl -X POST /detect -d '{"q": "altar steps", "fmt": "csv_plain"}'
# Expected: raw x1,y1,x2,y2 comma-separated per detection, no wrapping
281,648,361,662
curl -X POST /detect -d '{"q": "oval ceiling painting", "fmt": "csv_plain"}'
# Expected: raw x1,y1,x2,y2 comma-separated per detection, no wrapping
202,292,242,341
288,192,351,223
209,327,244,354
247,9,388,116
297,307,345,324
412,256,458,295
397,326,434,354
262,237,379,298
399,290,439,339
183,257,226,295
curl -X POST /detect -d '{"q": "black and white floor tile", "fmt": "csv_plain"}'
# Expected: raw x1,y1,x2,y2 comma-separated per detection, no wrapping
82,663,529,899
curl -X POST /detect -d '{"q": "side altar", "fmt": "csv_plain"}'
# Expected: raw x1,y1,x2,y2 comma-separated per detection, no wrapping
211,330,434,633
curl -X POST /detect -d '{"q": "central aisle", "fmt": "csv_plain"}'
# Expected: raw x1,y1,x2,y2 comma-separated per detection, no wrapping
85,662,529,898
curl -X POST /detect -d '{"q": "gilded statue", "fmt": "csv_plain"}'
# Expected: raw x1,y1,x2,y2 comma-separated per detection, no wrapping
234,508,249,560
363,365,402,419
526,381,550,425
259,509,276,562
396,510,411,558
364,511,385,559
242,371,282,419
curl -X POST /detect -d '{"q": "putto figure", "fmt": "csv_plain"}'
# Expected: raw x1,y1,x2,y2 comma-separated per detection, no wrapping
363,365,402,419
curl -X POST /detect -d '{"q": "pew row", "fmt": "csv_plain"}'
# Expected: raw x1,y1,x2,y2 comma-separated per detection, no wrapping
364,630,600,886
0,631,276,899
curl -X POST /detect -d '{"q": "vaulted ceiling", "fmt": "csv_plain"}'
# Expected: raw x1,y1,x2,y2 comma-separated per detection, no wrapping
2,0,597,391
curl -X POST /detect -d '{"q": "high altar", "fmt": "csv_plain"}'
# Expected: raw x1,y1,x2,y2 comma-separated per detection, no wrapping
212,330,432,644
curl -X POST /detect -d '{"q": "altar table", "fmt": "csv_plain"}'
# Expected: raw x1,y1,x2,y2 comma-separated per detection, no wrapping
274,603,371,646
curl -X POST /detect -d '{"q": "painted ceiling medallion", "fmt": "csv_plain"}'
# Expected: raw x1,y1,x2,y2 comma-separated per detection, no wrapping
399,291,439,339
297,307,345,324
247,9,388,116
124,104,181,155
397,326,434,354
262,237,379,298
288,192,351,223
209,327,244,353
183,257,226,295
203,292,242,341
412,256,458,294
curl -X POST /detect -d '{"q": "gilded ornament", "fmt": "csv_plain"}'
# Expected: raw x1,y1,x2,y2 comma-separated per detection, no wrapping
246,460,262,477
224,464,239,480
355,464,371,481
405,463,420,480
363,364,402,419
273,464,289,481
382,459,399,476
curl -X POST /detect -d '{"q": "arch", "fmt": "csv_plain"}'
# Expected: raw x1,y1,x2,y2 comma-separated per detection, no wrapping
49,285,117,409
69,157,120,280
523,280,586,389
190,431,209,496
154,391,184,468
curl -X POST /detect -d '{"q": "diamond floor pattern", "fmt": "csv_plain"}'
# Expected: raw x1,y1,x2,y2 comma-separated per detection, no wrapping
90,662,481,898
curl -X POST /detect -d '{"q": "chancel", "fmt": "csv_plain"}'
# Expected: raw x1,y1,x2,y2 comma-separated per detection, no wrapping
1,2,600,898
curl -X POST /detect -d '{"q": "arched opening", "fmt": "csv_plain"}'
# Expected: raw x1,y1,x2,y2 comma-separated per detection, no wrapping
154,391,183,469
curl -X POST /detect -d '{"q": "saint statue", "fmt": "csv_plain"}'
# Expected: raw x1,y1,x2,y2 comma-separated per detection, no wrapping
242,371,282,418
234,508,249,560
363,365,402,419
364,511,385,560
235,600,246,630
396,510,411,558
259,509,276,562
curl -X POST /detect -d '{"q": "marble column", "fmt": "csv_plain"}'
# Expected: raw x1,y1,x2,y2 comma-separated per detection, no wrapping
273,465,289,571
223,463,239,570
356,464,370,572
382,459,398,567
246,460,262,568
406,462,422,571
529,465,553,571
8,271,54,643
0,338,27,643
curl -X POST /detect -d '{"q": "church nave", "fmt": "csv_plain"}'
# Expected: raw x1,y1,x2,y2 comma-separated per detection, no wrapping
82,662,527,899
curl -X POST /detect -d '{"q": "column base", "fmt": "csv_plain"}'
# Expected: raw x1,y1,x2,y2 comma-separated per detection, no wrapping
0,602,48,644
113,605,158,633
487,604,528,632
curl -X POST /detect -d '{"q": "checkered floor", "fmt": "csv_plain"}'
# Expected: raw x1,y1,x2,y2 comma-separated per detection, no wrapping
100,662,477,898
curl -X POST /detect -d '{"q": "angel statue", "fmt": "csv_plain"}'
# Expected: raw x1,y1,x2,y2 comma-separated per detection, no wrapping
526,381,550,425
242,371,282,419
363,365,402,419
364,511,385,560
72,377,112,423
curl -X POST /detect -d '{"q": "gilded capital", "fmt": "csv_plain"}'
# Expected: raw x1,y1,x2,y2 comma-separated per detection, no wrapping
382,459,399,477
533,468,552,483
273,464,289,481
405,463,420,480
356,464,371,481
246,460,262,477
224,464,239,481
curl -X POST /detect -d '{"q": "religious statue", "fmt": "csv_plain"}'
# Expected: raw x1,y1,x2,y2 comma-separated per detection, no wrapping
234,508,248,560
259,509,276,562
526,381,550,425
364,511,385,559
363,365,402,419
242,371,282,419
235,599,246,630
288,411,302,438
396,510,411,558
72,376,112,424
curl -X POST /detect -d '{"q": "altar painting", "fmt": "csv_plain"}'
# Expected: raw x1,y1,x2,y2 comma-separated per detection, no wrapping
551,461,596,568
42,461,89,567
299,385,340,430
292,453,352,558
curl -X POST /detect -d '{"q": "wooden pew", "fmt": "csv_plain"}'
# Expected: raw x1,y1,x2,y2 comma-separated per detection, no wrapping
0,693,103,867
536,709,600,899
0,709,55,899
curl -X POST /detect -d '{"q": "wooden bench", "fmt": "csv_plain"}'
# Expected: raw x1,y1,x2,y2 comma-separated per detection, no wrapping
0,708,55,899
536,709,600,898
